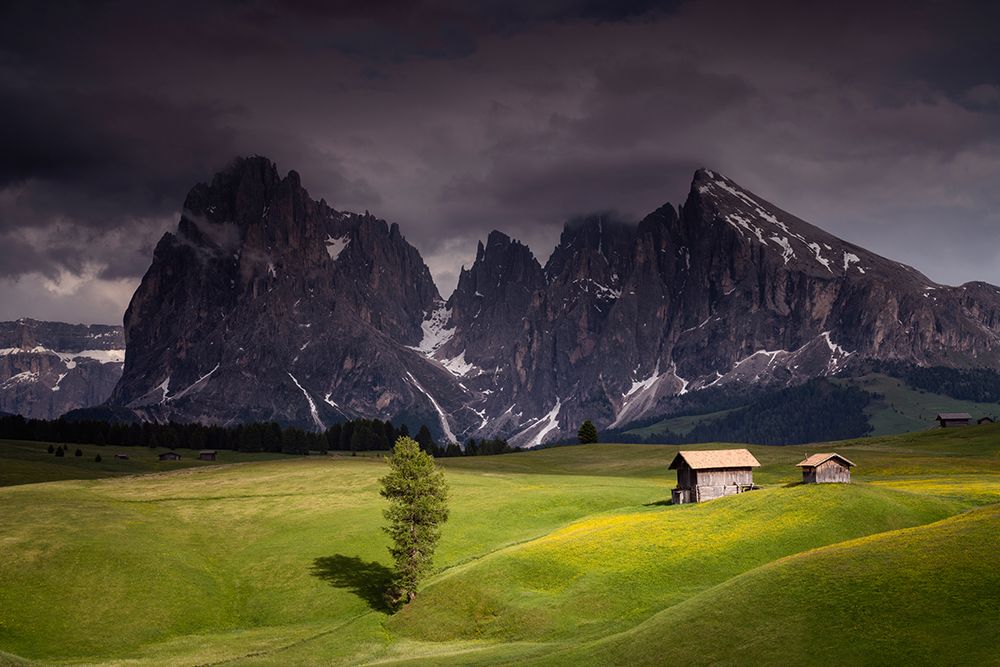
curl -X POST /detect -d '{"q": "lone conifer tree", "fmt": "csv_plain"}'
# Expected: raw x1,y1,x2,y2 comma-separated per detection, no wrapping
577,420,599,444
379,436,449,607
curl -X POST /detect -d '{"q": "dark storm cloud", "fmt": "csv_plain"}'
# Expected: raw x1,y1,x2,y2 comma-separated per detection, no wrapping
2,0,1000,323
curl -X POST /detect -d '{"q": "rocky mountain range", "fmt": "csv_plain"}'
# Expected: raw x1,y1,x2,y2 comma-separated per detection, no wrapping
0,319,124,419
54,156,1000,444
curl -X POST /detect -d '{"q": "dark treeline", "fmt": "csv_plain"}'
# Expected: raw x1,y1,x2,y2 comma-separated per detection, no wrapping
901,366,1000,403
0,415,514,458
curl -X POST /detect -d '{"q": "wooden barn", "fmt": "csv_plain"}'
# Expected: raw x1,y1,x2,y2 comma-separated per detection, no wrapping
114,453,129,460
669,449,761,504
796,453,855,484
936,412,972,428
198,450,217,461
158,451,181,461
978,416,994,425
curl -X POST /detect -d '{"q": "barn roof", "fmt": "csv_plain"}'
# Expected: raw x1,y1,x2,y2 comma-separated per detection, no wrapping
668,449,761,470
936,412,972,420
796,452,856,468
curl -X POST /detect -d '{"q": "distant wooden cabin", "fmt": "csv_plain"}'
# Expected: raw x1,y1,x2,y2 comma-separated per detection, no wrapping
114,453,129,460
158,451,181,461
796,453,855,484
936,412,972,428
978,416,994,425
669,449,761,504
198,450,217,461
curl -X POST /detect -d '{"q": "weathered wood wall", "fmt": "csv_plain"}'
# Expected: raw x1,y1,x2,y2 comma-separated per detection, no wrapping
814,460,851,483
672,465,757,504
691,467,755,502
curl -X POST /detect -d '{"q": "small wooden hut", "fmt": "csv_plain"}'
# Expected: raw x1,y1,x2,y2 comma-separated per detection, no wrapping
796,453,855,484
936,412,972,428
114,453,129,460
668,449,761,504
198,450,217,461
978,416,994,425
158,451,181,461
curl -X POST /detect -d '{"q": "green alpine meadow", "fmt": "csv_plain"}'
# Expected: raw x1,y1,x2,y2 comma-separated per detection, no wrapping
1,424,998,666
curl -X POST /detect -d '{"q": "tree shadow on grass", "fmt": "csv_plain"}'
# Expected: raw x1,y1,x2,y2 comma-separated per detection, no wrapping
311,555,394,613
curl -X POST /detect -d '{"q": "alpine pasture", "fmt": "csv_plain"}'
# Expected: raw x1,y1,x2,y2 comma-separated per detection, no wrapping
1,427,998,666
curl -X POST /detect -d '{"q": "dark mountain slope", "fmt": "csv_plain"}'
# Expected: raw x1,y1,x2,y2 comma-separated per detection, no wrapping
107,159,1000,443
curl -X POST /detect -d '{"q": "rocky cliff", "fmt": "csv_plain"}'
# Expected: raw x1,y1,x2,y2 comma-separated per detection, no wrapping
0,319,124,419
108,159,1000,443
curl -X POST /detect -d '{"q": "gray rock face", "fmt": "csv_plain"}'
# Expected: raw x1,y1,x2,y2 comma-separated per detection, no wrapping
109,156,474,436
108,159,1000,444
0,319,124,419
427,169,1000,444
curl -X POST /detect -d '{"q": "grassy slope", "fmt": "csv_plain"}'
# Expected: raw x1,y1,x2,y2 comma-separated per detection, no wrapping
0,439,293,487
837,373,1000,435
0,444,663,665
626,373,1000,440
0,429,998,666
546,504,1000,666
625,407,739,437
386,485,963,644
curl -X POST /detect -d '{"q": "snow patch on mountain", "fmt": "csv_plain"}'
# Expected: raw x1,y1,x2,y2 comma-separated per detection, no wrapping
411,302,454,355
771,235,795,263
807,243,833,272
405,371,456,443
288,372,324,431
324,235,349,260
168,364,220,402
440,351,478,377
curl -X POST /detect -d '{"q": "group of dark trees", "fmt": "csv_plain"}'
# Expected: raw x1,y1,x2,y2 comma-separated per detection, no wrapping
0,414,514,458
898,366,1000,403
328,420,513,457
46,443,98,460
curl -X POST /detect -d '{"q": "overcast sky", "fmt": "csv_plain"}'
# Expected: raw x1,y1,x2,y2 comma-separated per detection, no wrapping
2,0,1000,324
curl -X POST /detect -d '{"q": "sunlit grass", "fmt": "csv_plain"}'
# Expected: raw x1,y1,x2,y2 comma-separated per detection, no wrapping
0,427,998,666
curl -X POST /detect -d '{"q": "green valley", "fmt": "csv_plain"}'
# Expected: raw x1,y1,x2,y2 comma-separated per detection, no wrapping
0,425,998,665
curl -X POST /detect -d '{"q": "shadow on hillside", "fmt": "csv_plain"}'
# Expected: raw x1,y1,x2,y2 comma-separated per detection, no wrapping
311,555,394,612
644,499,673,507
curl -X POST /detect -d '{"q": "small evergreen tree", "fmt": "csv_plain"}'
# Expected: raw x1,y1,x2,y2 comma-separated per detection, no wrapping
94,454,102,462
55,446,65,457
379,436,449,607
577,420,599,444
74,448,83,457
47,444,54,454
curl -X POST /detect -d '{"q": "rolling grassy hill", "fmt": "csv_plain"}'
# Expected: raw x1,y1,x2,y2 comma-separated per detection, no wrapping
0,425,998,665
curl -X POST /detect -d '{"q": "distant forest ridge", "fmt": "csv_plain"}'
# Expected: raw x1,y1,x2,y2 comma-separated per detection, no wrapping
0,415,514,458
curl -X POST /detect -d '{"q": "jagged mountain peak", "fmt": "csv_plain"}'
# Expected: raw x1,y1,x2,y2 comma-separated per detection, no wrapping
545,213,636,285
685,168,931,283
110,156,455,434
